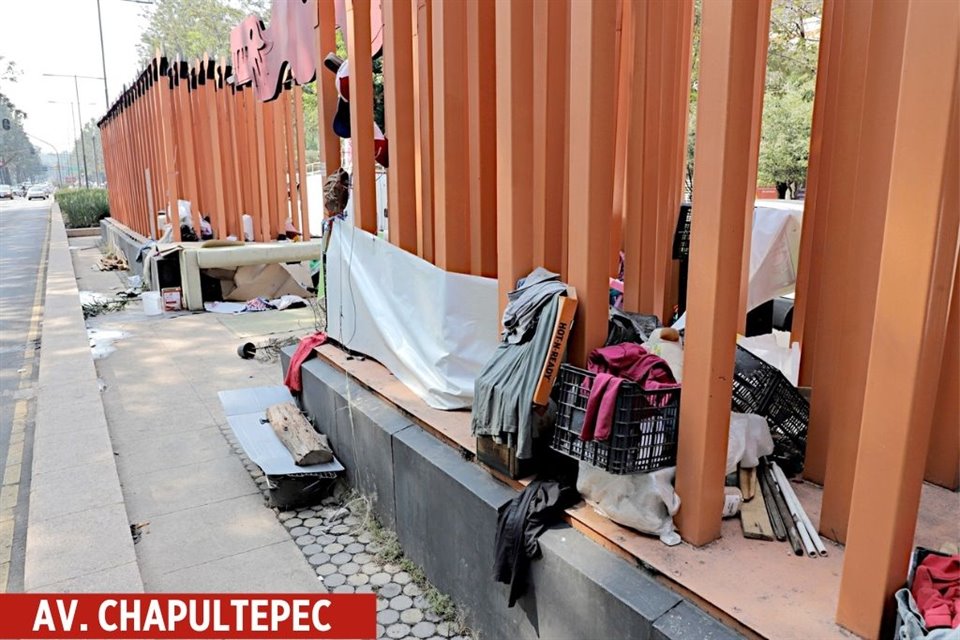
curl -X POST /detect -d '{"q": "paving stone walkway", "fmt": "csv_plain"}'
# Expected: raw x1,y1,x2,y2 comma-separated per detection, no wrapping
218,379,475,640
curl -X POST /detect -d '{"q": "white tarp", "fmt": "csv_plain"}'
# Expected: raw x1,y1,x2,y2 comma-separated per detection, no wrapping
326,220,499,409
748,206,803,311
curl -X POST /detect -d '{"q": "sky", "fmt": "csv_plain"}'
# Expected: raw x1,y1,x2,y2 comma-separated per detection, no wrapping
0,0,152,153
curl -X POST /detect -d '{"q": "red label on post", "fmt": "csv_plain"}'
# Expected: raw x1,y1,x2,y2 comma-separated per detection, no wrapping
0,594,376,639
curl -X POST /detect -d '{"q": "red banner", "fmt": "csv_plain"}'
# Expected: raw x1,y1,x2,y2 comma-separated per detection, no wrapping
0,594,376,639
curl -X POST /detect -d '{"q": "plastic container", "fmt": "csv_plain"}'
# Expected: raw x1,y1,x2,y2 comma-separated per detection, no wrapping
142,291,164,316
731,345,808,473
550,364,681,475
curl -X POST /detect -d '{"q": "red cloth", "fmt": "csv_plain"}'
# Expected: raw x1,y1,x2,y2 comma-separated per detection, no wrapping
580,343,679,441
912,554,960,629
283,333,328,393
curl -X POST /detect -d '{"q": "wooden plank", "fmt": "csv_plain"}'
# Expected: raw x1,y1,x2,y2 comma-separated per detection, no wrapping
266,402,333,465
739,478,775,541
739,466,757,501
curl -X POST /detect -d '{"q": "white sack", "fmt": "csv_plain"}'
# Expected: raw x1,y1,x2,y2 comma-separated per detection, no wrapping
577,463,682,546
738,330,801,386
727,411,775,474
326,220,499,409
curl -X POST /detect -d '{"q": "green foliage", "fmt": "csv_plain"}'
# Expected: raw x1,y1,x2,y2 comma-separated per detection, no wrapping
686,0,822,198
68,119,106,187
137,0,268,62
56,188,111,228
0,58,45,184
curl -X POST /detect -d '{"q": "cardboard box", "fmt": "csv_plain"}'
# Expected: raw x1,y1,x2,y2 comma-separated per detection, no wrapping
533,287,578,406
161,287,183,311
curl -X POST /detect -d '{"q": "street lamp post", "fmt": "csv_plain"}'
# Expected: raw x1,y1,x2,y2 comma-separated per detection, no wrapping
49,100,98,186
26,133,63,185
43,73,103,187
96,0,110,109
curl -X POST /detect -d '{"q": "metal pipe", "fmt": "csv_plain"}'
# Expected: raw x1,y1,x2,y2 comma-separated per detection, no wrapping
74,76,90,187
758,463,788,541
96,0,110,109
763,463,803,555
771,462,818,557
772,462,829,557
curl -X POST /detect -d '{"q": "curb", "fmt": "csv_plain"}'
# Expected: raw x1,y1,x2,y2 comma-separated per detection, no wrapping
24,204,144,592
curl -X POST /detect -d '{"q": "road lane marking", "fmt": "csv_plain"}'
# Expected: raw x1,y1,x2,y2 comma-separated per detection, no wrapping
0,208,50,592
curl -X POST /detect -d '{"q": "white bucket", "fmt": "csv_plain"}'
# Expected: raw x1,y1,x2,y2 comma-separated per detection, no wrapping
142,291,164,316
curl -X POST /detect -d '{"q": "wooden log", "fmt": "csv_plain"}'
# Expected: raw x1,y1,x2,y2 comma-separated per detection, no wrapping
266,402,333,465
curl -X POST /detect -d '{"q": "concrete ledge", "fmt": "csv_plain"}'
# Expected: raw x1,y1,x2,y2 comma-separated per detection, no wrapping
65,227,100,238
25,206,143,593
283,349,742,640
100,218,147,276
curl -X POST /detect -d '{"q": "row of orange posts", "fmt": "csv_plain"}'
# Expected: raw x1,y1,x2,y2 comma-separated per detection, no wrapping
98,0,958,637
99,56,311,244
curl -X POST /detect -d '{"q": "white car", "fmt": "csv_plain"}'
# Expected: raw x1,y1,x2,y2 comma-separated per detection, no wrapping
26,185,48,200
0,185,12,200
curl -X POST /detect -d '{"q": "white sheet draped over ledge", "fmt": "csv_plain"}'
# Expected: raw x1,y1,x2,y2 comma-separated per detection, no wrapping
326,220,500,410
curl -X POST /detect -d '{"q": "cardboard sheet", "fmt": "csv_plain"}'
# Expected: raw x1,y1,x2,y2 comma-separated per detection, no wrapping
326,220,499,410
218,386,344,476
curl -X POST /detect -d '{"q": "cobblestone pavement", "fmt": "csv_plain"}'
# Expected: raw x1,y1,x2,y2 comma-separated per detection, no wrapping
218,419,475,640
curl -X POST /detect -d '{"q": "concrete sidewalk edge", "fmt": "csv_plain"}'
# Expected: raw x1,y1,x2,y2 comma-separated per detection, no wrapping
24,204,144,592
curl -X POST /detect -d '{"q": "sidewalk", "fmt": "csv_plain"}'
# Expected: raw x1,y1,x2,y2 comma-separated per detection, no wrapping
68,236,321,592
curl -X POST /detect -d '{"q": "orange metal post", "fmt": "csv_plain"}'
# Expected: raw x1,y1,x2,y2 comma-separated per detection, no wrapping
413,0,435,262
736,0,772,331
622,0,649,313
836,3,959,633
495,0,535,314
609,0,631,277
283,90,301,236
637,0,663,317
317,0,341,179
204,63,228,240
925,259,959,490
565,0,618,366
431,0,471,274
818,0,914,543
801,0,872,488
157,66,180,239
531,0,568,276
466,0,498,277
674,0,770,546
346,0,378,234
294,85,311,239
383,0,419,253
253,93,271,241
791,0,838,369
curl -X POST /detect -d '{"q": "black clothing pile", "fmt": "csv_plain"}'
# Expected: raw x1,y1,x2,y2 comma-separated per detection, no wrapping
494,480,579,607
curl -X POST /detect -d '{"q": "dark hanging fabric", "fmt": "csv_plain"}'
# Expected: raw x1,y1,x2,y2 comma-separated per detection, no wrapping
494,480,580,607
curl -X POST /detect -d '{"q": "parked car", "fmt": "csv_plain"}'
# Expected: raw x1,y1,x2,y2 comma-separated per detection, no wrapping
26,185,48,200
0,185,13,200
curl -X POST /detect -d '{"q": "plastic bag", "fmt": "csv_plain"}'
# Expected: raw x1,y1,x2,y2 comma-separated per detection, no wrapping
727,411,775,474
577,463,681,546
737,330,801,386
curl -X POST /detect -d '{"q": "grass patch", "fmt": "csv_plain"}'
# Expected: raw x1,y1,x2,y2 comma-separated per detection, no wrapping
56,188,110,228
345,492,473,636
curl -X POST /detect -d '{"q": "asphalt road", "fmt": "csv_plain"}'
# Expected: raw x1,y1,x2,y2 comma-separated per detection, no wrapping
0,197,51,591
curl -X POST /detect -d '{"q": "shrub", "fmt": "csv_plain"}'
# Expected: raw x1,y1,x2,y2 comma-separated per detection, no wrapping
55,188,111,229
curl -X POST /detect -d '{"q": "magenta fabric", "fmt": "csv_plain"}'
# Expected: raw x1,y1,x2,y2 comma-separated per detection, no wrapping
912,554,960,629
579,343,678,442
283,332,328,393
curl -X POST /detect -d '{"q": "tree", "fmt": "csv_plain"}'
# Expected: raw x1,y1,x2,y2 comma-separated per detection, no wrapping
0,58,45,184
757,81,813,197
69,119,107,186
137,0,267,62
685,0,821,199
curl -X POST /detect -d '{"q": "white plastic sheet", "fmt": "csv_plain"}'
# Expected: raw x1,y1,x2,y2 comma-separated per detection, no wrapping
326,220,499,409
748,206,803,311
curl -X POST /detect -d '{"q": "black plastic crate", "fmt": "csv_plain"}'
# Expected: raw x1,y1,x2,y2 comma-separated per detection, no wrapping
732,345,808,472
550,364,681,474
